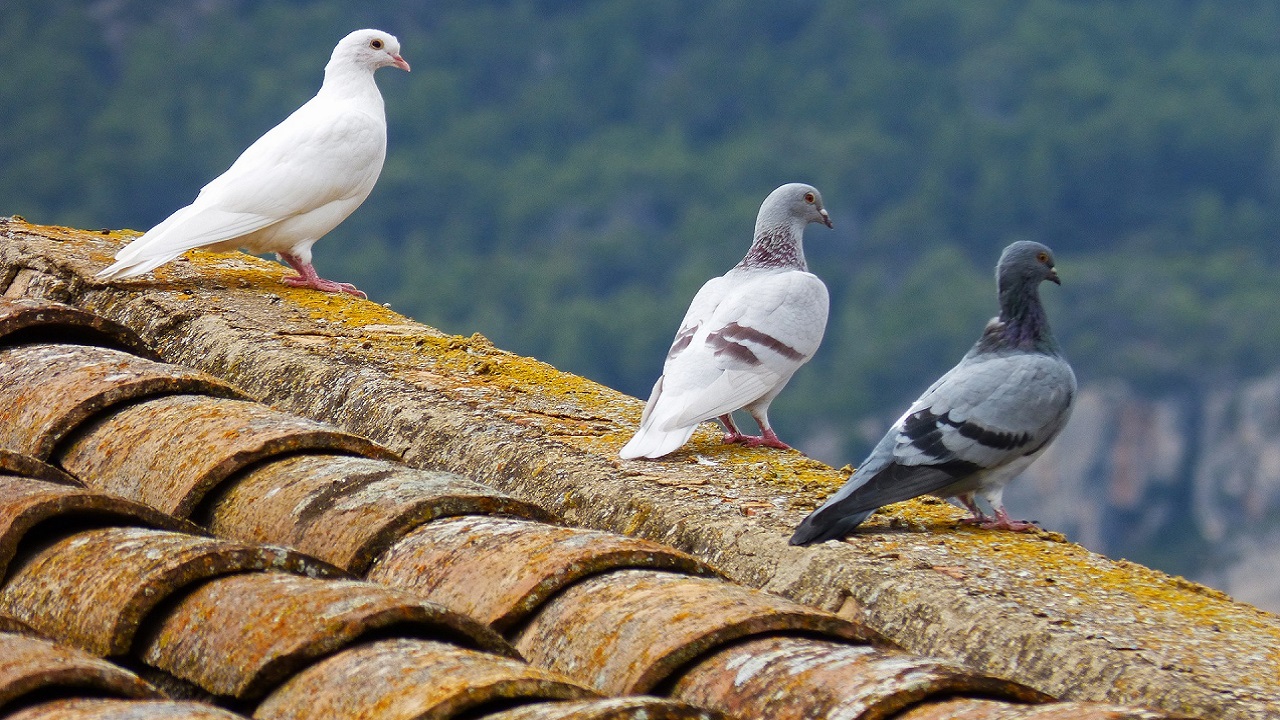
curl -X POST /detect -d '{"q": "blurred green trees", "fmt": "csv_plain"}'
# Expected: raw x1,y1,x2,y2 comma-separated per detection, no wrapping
5,0,1280,465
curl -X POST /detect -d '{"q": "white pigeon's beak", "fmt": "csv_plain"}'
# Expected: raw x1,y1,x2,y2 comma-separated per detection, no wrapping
392,54,411,72
819,209,833,229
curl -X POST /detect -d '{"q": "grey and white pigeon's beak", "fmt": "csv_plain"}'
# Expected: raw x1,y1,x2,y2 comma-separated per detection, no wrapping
392,54,411,72
1047,267,1061,285
820,209,833,229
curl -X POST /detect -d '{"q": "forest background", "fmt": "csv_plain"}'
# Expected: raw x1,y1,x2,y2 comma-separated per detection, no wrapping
8,0,1280,605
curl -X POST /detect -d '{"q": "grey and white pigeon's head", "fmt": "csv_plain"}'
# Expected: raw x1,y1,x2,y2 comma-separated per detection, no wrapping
998,240,1060,289
331,29,411,73
759,183,834,230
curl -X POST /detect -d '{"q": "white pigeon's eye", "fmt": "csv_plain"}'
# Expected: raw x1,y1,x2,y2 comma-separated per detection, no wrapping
370,38,384,50
804,192,815,203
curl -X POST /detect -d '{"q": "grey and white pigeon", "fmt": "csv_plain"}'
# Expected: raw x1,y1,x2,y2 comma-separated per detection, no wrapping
96,29,410,298
619,183,833,460
790,241,1075,544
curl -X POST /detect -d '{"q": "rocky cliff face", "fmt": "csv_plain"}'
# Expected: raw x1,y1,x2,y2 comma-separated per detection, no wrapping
1006,376,1280,612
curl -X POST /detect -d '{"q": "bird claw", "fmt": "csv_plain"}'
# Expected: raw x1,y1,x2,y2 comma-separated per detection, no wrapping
979,517,1038,532
281,275,368,299
722,431,791,450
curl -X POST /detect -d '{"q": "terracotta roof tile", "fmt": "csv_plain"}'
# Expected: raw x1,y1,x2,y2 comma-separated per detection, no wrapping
6,698,250,719
367,515,720,632
0,249,1196,719
0,343,244,461
0,526,343,656
205,453,554,573
513,568,879,695
0,297,158,359
0,629,161,712
0,476,200,580
58,394,397,518
138,572,512,700
481,698,725,720
670,635,1050,719
0,450,80,487
253,638,596,720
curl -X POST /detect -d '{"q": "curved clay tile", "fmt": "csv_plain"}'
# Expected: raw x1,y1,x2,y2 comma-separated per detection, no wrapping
0,343,244,459
0,526,345,656
481,697,729,720
254,638,596,720
206,453,554,573
895,697,1181,720
0,450,78,486
514,568,881,695
0,630,161,711
367,515,722,632
0,297,158,359
669,635,1050,720
137,572,513,700
0,476,200,582
6,698,249,720
58,394,398,518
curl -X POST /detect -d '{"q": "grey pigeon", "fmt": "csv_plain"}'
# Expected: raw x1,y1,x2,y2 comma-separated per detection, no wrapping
790,241,1075,544
619,183,833,460
97,29,410,298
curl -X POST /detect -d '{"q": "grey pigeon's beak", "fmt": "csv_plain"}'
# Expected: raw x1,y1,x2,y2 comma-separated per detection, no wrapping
1047,267,1061,285
392,54,411,72
820,209,833,229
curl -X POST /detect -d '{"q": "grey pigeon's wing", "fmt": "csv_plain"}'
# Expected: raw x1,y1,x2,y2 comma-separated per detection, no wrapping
790,351,1073,544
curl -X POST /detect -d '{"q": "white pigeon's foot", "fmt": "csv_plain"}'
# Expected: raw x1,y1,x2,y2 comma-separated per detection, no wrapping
281,274,367,298
279,253,368,298
977,507,1037,532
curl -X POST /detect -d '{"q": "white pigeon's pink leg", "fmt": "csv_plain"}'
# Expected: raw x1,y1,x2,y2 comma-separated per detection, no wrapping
980,506,1037,532
279,253,367,299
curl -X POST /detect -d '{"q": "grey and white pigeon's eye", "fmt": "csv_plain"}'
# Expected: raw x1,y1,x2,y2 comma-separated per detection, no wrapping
804,192,816,204
370,38,385,50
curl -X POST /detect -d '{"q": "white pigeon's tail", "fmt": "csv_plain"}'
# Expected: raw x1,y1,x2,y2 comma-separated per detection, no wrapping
96,203,273,281
97,252,184,280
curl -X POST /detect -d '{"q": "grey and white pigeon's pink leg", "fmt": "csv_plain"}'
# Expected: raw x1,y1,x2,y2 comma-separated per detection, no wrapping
278,252,367,298
719,411,791,450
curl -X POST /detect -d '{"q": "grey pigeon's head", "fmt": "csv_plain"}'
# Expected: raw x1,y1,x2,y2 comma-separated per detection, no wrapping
331,29,411,73
758,183,834,231
997,240,1060,291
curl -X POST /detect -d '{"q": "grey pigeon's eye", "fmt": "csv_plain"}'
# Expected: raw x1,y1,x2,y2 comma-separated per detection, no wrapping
804,192,815,203
370,38,384,50
1036,251,1050,264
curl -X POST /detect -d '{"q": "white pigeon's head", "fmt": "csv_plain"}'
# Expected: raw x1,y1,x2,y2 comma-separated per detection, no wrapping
331,29,411,73
760,183,833,230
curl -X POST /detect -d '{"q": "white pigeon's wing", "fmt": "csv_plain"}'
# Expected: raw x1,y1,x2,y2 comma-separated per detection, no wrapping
106,99,385,268
650,270,829,430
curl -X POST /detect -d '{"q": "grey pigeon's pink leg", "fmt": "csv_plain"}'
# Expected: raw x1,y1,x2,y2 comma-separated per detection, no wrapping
279,253,367,298
980,506,1037,532
956,494,991,525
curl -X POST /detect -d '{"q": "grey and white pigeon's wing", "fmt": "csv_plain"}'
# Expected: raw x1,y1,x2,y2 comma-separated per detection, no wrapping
620,270,828,459
98,97,385,280
790,350,1075,544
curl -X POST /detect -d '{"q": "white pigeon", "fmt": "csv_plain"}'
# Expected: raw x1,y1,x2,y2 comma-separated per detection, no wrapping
790,241,1076,544
96,29,410,298
619,183,833,460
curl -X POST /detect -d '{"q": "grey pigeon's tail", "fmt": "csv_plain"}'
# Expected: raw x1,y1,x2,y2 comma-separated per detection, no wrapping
789,507,873,545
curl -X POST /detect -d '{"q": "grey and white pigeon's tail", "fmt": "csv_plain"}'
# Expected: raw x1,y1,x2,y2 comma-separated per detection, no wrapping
619,376,700,460
790,506,874,545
